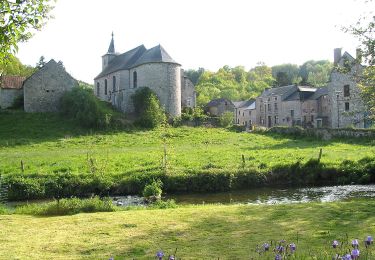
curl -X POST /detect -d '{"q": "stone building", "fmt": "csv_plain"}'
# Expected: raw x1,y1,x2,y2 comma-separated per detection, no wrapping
0,76,25,109
233,100,255,127
94,34,195,117
205,98,234,116
24,59,78,113
328,48,366,128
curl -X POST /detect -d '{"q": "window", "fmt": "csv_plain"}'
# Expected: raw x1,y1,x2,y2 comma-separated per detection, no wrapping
344,85,350,97
291,110,294,117
104,79,108,95
112,76,116,92
274,103,278,111
304,116,307,122
133,71,137,88
238,110,240,115
345,102,350,111
249,111,251,116
96,82,100,96
242,112,244,117
311,115,314,122
267,103,271,111
274,97,277,101
274,116,278,124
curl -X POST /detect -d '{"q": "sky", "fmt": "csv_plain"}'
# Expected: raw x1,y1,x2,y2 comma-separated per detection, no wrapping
17,0,373,83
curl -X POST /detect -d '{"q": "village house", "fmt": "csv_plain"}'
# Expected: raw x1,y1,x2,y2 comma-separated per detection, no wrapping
94,33,195,117
233,99,256,127
205,98,234,117
23,59,78,113
0,76,25,109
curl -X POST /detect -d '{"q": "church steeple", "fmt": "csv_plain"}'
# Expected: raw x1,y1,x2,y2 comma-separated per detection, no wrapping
107,32,115,54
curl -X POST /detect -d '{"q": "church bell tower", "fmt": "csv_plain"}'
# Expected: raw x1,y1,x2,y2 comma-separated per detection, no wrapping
102,32,117,70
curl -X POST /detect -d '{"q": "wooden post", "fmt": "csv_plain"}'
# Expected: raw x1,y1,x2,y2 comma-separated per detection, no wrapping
318,148,323,162
242,154,245,168
20,160,24,173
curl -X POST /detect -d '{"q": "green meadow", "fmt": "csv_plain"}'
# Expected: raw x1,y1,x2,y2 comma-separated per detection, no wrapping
0,110,374,176
1,200,375,259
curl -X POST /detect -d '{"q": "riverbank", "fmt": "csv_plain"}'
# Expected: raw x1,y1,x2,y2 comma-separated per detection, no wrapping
1,199,374,259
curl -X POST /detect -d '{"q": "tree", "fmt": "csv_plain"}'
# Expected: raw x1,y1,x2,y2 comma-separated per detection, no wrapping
299,60,332,87
184,68,205,85
0,0,54,69
343,1,375,119
36,56,46,68
0,54,35,76
272,64,301,86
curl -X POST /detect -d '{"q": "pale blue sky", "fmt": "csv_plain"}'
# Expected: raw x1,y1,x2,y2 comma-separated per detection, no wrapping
17,0,372,83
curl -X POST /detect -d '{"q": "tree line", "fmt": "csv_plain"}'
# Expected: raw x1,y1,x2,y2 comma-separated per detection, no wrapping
185,60,332,106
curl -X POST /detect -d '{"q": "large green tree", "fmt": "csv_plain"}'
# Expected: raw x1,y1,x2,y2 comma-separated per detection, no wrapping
0,0,54,69
344,1,375,119
271,64,301,86
0,54,35,76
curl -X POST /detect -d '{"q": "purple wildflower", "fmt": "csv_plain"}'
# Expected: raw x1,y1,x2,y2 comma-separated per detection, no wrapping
351,248,360,259
341,254,351,260
352,239,359,248
276,245,284,253
332,240,339,248
156,251,164,259
275,254,282,260
169,255,175,260
289,243,296,253
365,235,374,246
263,243,270,251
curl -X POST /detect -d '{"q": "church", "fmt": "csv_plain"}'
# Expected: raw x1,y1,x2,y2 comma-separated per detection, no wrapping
94,34,196,117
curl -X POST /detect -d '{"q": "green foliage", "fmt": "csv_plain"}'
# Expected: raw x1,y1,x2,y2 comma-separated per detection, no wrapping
272,64,302,86
0,0,54,68
142,179,163,197
184,68,205,85
219,111,234,127
149,199,177,209
60,86,122,128
0,54,36,76
15,197,116,216
132,87,166,128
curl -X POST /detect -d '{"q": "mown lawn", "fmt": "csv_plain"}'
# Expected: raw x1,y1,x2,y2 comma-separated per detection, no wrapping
1,200,375,259
0,110,374,176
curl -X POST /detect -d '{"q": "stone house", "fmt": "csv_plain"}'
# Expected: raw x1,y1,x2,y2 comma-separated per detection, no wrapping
205,98,234,116
328,48,366,128
0,76,25,109
94,34,195,117
24,59,78,113
233,99,255,127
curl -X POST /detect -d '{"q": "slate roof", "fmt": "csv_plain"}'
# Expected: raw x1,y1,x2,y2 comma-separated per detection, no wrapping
206,98,233,107
94,45,146,79
0,75,26,89
309,86,328,100
259,85,297,100
244,101,256,110
131,45,180,68
95,44,180,80
232,99,255,108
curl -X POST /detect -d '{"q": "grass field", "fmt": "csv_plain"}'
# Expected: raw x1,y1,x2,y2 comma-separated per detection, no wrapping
0,110,374,176
1,200,375,259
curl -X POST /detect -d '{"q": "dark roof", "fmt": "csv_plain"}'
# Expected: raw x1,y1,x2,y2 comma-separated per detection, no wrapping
309,86,328,100
107,35,115,53
0,75,26,89
232,99,255,108
284,86,316,101
132,45,180,68
206,98,233,107
94,45,146,79
259,85,297,100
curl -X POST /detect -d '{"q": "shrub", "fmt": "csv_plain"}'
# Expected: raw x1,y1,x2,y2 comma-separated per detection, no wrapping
0,204,9,215
15,197,116,216
150,199,177,209
219,111,234,127
61,86,120,128
143,179,163,197
132,87,166,128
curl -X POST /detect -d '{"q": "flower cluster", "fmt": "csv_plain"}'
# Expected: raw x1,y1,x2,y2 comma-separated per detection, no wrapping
256,239,297,259
331,235,373,259
155,250,175,260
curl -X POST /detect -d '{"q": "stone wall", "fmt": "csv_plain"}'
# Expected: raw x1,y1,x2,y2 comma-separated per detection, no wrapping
130,63,181,117
0,88,22,109
268,126,375,140
181,76,196,108
24,60,78,113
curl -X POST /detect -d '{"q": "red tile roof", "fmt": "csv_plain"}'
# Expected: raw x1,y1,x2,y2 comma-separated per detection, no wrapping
0,76,26,89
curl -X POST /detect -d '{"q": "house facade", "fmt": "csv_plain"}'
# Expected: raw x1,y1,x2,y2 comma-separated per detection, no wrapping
0,76,25,109
233,100,256,127
23,59,78,113
94,34,195,117
205,98,234,116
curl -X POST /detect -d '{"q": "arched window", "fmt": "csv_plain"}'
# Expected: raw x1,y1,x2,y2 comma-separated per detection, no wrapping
104,79,108,95
96,82,100,96
133,71,137,88
112,76,116,92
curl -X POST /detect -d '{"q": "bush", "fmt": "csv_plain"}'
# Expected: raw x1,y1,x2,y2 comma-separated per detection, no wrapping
61,86,121,128
143,179,163,197
219,111,234,127
15,197,116,216
132,87,166,128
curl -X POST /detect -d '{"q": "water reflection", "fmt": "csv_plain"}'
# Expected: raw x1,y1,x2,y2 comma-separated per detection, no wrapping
166,185,375,205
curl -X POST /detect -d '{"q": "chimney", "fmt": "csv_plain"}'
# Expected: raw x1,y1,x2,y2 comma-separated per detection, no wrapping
356,48,362,63
334,48,342,66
